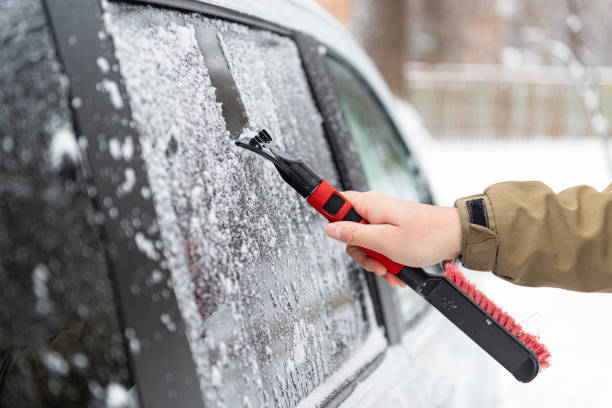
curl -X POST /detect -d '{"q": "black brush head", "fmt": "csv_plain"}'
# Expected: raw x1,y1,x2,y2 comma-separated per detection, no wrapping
234,128,322,198
259,129,272,143
235,129,278,164
247,129,273,149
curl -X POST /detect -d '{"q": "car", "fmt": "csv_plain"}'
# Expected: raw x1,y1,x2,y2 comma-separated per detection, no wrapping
1,0,494,407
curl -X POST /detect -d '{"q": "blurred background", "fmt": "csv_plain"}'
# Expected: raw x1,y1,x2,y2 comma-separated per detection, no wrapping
315,1,612,407
316,0,612,142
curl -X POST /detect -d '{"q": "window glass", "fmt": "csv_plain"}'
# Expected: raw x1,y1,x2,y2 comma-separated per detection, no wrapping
0,1,132,406
325,57,429,204
106,4,383,407
325,56,432,324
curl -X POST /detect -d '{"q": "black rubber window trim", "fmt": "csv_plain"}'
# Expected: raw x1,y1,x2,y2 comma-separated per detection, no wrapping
117,0,291,36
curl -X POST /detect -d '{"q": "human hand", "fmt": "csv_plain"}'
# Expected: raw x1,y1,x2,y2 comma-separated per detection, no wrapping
324,191,462,287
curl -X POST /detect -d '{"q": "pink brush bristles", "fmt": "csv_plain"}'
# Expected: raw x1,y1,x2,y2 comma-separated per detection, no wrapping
442,262,551,369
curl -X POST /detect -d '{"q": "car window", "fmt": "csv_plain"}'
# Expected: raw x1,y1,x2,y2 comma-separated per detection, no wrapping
105,3,384,407
325,56,432,324
0,1,132,406
324,57,429,204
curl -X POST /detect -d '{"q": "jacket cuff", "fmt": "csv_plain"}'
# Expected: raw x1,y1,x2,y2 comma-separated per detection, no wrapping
454,194,498,271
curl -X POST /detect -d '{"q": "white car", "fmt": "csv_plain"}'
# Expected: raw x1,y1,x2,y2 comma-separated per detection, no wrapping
0,0,494,407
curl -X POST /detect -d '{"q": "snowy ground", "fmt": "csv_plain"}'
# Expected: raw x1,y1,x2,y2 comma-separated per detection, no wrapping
418,135,612,407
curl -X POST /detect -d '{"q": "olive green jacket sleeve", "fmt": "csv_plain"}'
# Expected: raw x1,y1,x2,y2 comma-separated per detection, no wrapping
455,181,612,292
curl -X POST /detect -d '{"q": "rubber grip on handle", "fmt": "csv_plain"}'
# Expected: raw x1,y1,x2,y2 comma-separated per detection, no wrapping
307,180,404,275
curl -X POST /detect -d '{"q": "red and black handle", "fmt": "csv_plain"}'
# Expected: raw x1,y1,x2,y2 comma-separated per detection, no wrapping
305,179,540,382
235,130,540,382
306,179,428,289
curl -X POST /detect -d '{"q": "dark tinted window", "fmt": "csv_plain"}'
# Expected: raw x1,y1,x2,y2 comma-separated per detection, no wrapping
325,57,429,203
106,4,384,407
0,1,132,406
325,56,432,323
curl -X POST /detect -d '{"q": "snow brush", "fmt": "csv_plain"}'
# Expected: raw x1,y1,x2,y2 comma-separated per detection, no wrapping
235,129,550,382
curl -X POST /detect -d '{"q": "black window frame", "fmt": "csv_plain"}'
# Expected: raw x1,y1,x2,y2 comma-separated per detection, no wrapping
41,0,429,406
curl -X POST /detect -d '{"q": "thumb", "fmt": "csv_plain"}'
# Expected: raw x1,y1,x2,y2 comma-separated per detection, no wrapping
325,221,398,254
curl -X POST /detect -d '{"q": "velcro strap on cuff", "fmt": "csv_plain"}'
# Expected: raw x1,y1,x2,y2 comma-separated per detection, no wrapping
455,194,498,271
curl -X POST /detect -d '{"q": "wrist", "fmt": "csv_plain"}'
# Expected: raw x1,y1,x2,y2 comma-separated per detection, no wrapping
445,207,462,259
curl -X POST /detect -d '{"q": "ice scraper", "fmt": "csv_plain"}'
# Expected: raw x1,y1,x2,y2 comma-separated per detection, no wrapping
196,23,550,383
235,129,550,383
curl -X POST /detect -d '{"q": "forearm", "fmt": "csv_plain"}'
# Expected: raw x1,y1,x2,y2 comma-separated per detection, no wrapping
456,181,612,292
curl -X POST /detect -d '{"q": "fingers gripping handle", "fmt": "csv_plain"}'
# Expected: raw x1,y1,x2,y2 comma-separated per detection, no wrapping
306,180,404,275
307,182,542,383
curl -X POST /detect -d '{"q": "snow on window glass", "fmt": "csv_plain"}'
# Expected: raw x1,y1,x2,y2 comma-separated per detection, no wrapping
105,3,380,407
0,1,131,406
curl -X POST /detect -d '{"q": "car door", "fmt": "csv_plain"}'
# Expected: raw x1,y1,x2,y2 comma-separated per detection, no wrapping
320,52,451,408
320,41,496,408
323,52,436,325
1,1,450,407
103,2,391,407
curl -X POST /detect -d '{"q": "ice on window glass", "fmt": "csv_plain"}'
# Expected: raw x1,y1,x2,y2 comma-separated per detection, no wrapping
105,3,381,407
